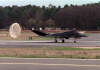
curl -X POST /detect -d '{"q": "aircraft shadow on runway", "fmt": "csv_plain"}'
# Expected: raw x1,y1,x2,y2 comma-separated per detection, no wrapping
23,41,76,43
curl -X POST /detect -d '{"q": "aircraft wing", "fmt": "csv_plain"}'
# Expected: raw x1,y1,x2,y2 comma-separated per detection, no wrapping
45,30,75,38
46,33,72,37
32,29,87,38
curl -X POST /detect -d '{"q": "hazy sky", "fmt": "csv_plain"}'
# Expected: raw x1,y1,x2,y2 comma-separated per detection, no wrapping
0,0,100,7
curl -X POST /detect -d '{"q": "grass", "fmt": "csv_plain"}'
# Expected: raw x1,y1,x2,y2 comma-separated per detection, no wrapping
27,47,100,50
0,55,99,59
82,33,94,35
46,47,85,50
0,47,100,59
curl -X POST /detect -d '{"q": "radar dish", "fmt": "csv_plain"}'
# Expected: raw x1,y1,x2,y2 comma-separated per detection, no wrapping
9,23,21,38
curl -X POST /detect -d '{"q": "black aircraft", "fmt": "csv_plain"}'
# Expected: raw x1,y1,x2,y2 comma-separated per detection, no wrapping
31,29,87,43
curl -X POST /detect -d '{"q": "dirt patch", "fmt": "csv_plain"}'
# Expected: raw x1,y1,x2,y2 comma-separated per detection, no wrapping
0,34,7,36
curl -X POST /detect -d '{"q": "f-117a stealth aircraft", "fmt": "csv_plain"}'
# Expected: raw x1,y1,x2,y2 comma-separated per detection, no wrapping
9,23,87,43
31,29,87,43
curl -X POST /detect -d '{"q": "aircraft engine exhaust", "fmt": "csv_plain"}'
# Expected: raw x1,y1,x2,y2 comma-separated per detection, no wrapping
9,23,21,38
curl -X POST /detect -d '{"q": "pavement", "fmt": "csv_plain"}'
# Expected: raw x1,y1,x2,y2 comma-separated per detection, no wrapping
0,40,100,48
0,58,100,70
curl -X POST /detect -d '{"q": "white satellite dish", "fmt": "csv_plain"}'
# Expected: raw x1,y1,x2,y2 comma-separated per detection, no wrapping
9,23,21,38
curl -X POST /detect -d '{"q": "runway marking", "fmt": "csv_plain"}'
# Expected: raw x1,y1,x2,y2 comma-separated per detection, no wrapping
0,63,100,67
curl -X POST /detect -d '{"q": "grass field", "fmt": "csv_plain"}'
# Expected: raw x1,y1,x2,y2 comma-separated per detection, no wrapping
82,33,94,35
0,47,100,59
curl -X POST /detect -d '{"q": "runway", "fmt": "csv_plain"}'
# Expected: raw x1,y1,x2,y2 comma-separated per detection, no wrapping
0,33,100,48
0,58,100,70
0,40,100,48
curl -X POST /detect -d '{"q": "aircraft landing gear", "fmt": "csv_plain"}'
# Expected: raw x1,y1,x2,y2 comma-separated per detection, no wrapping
55,37,65,43
74,41,76,43
55,40,58,43
55,37,58,43
74,38,76,43
29,36,32,40
62,40,65,43
62,38,65,43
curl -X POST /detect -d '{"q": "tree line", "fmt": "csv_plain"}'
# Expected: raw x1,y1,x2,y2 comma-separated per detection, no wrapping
0,2,100,30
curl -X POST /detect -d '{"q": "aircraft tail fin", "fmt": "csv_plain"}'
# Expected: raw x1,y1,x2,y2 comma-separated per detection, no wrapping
32,30,48,36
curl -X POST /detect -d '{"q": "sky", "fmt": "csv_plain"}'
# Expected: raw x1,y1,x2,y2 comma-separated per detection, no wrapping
0,0,100,7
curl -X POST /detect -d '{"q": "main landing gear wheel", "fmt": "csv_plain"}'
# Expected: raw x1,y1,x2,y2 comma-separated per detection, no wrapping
62,40,65,43
55,40,58,43
61,38,65,43
55,37,58,43
74,41,76,43
74,38,76,43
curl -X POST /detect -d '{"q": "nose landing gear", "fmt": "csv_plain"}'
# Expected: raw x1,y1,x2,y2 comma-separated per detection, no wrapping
55,37,58,43
74,38,76,43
